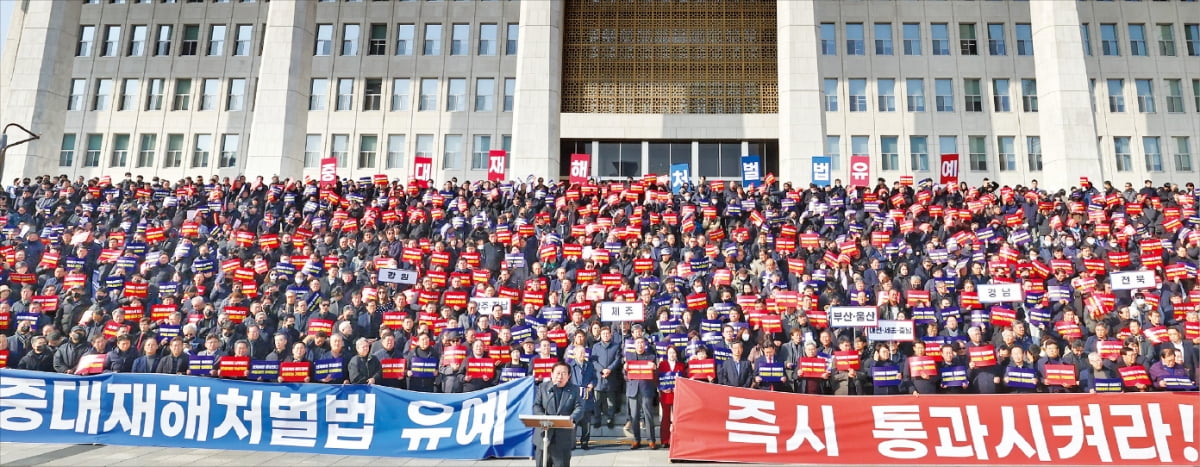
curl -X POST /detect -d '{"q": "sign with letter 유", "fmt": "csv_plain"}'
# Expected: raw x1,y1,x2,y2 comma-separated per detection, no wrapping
569,153,591,185
1110,270,1155,290
939,154,959,185
377,268,418,285
828,306,879,327
811,156,831,187
0,368,535,460
487,150,507,182
668,378,1200,465
741,155,762,188
598,302,646,322
978,283,1022,303
849,155,870,188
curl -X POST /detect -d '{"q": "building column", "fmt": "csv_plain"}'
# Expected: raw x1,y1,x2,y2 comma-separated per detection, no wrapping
776,0,825,186
245,0,314,180
1030,0,1103,188
510,0,563,182
0,1,81,178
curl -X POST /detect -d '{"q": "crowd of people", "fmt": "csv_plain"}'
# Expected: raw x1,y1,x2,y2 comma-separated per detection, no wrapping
0,171,1197,450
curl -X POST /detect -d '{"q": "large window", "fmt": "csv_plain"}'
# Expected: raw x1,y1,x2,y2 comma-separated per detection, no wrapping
992,79,1010,112
959,23,978,55
939,136,957,158
341,24,360,56
963,79,982,112
848,79,867,112
396,24,415,56
825,136,841,170
443,134,463,169
851,136,869,158
880,136,899,171
68,79,86,111
146,79,164,111
391,78,410,111
1100,24,1119,55
102,25,121,57
155,25,173,56
1135,79,1155,113
164,134,183,168
1143,136,1163,172
451,24,469,56
336,78,354,111
1081,23,1093,56
447,79,466,112
227,78,246,111
129,25,147,56
1158,24,1176,56
1021,79,1038,112
1027,136,1042,171
909,136,928,172
84,134,103,168
1174,136,1193,172
906,78,925,112
479,24,497,56
424,24,442,55
304,134,322,168
358,135,378,169
821,23,836,55
93,79,113,111
234,24,252,56
1187,24,1200,56
310,78,328,110
415,135,434,160
647,142,694,175
120,79,139,111
369,24,387,55
220,134,240,168
475,78,494,112
506,23,519,55
877,79,895,112
471,135,492,170
364,79,382,111
1114,136,1133,172
60,134,76,167
199,78,219,111
419,78,438,111
874,23,893,55
181,25,199,56
968,136,987,171
935,79,954,112
137,134,156,168
597,142,643,178
208,25,226,56
386,134,406,169
823,79,838,111
1128,24,1147,56
331,134,349,168
504,78,516,112
931,23,950,55
1107,79,1125,112
192,134,212,168
1166,79,1185,113
902,23,921,55
997,136,1016,172
987,23,1005,56
78,26,96,57
698,142,743,178
846,23,864,55
1015,24,1033,56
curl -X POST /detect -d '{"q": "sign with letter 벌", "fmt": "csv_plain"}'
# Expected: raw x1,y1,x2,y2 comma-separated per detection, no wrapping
668,378,1199,465
0,368,534,460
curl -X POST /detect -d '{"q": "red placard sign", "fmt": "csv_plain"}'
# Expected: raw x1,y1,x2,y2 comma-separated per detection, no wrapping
466,357,496,379
849,155,871,188
413,155,433,185
686,359,716,379
219,356,250,378
319,157,338,193
279,362,310,382
569,153,591,185
627,360,656,380
381,358,407,379
669,379,1199,465
533,358,558,379
487,150,507,182
939,154,960,185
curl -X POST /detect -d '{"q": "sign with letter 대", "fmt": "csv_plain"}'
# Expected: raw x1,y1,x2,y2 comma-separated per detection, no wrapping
0,368,534,460
668,378,1199,465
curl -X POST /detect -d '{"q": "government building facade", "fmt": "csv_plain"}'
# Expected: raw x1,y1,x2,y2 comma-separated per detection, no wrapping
1,0,1198,188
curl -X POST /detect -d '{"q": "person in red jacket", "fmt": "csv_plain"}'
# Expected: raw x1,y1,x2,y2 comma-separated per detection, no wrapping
657,346,685,448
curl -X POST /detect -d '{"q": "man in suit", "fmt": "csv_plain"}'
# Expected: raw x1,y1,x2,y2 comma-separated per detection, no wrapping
623,337,658,450
719,341,754,388
534,362,586,467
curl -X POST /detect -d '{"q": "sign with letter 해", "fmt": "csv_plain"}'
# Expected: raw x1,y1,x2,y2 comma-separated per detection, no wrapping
741,155,762,188
598,302,645,322
670,163,690,194
849,155,870,188
569,153,591,185
669,378,1199,465
377,268,418,285
811,156,831,187
487,150,507,182
0,368,533,460
939,154,959,185
412,155,433,184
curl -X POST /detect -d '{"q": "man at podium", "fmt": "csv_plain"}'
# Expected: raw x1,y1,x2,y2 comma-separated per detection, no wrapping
533,362,586,466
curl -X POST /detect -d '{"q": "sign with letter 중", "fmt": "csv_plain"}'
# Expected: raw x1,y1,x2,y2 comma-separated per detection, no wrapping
811,156,831,187
598,302,646,322
0,368,534,460
377,268,418,285
669,378,1199,465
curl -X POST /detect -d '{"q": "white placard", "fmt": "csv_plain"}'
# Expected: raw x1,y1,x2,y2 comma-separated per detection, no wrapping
978,283,1023,303
377,268,418,285
1110,270,1156,291
869,320,915,342
598,302,645,322
828,306,879,327
470,297,512,316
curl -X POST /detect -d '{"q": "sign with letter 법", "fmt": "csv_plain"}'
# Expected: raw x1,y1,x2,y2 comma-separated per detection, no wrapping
669,378,1200,465
0,368,535,460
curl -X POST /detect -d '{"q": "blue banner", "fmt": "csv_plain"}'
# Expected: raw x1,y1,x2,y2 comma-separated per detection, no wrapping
740,155,761,188
811,156,832,187
0,368,535,460
670,163,690,194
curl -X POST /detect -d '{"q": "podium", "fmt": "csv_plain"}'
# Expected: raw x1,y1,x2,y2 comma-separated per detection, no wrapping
520,414,574,467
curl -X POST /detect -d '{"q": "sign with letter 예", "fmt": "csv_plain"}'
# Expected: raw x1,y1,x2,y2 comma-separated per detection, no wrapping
487,150,507,182
811,156,832,187
0,368,534,460
849,155,870,188
669,378,1200,465
377,268,418,285
569,153,591,185
598,302,645,322
939,154,959,185
412,155,433,185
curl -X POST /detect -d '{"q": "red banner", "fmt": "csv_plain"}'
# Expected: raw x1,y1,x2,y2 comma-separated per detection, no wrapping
413,155,433,185
940,154,960,185
849,155,870,188
670,378,1199,465
319,157,338,194
569,153,591,185
487,150,507,182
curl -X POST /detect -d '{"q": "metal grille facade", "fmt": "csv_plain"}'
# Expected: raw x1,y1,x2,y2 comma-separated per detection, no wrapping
562,0,779,114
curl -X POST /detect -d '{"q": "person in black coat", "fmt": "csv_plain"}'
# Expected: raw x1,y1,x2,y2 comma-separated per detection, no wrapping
719,340,754,388
533,362,586,467
623,337,658,449
347,337,383,384
17,336,55,372
405,333,440,392
155,337,191,374
104,334,138,373
462,340,499,392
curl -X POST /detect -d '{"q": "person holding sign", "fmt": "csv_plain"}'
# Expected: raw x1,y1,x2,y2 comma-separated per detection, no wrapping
624,337,658,450
1036,341,1074,393
752,344,787,391
1002,346,1038,393
864,343,903,395
1150,348,1195,390
1079,352,1119,393
280,341,313,383
533,362,586,467
657,346,684,448
719,341,754,389
463,340,498,392
405,333,440,392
